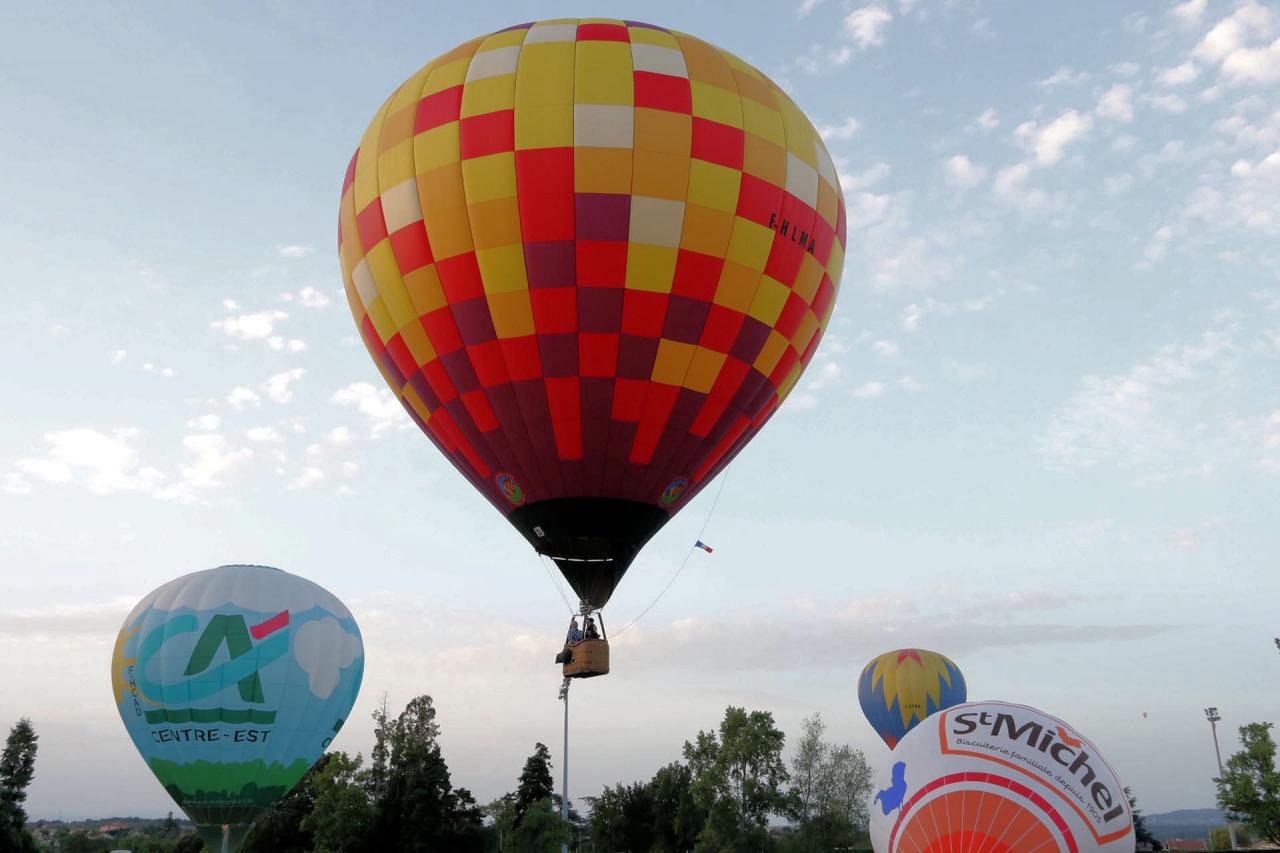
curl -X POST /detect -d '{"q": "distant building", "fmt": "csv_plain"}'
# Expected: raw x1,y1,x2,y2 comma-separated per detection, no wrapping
96,821,131,838
1164,840,1208,852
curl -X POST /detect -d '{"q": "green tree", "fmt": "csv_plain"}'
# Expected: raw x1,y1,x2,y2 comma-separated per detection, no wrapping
303,751,374,852
367,693,393,799
511,797,570,853
240,752,330,853
1126,788,1163,851
1216,722,1280,844
587,781,656,852
0,717,38,853
369,694,484,853
685,706,791,852
649,762,705,852
514,743,556,829
483,795,517,851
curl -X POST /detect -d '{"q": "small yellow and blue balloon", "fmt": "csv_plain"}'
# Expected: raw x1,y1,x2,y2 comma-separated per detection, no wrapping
111,565,364,853
858,648,967,749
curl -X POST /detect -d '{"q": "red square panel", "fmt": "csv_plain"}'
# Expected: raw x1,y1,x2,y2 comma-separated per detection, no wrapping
611,377,648,422
621,290,668,337
389,221,433,273
531,287,578,334
699,305,745,353
356,198,389,252
735,173,780,228
580,332,620,377
421,308,463,355
422,359,459,404
461,388,499,432
578,23,629,41
672,249,723,301
343,149,359,195
691,118,744,169
460,109,515,159
773,292,808,339
414,85,464,134
500,335,543,380
385,333,417,381
468,339,509,387
516,148,575,242
576,240,628,287
436,252,485,303
634,72,692,114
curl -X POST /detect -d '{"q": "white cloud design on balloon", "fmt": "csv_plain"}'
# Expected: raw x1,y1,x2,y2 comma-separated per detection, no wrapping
293,617,363,699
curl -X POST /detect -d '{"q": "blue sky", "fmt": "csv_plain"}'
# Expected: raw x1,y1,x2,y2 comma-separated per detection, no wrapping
2,0,1278,820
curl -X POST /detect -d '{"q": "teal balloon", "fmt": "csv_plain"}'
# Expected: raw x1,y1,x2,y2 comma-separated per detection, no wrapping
111,565,364,852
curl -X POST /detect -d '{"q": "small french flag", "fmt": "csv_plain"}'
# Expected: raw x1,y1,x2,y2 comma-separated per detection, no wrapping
694,540,714,554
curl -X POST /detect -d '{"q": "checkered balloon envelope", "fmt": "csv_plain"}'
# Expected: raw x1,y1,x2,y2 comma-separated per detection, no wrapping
339,19,846,608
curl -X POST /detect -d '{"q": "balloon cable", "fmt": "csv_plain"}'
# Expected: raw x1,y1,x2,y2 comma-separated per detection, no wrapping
612,468,730,637
538,553,576,615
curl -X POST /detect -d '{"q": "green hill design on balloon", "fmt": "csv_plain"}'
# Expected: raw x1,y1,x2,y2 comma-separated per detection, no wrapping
150,757,312,811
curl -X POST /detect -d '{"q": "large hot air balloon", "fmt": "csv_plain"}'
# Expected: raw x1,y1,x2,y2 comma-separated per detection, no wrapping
869,701,1135,853
858,648,967,749
111,565,364,853
338,18,845,656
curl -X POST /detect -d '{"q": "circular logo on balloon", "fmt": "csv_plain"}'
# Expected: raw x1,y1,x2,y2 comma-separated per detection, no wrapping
659,477,689,508
496,473,525,506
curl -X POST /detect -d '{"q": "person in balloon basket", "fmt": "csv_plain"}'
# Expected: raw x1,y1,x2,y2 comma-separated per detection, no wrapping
584,617,600,640
556,618,583,664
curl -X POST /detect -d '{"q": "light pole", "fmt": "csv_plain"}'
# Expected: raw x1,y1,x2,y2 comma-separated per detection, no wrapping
1205,707,1238,850
560,677,571,853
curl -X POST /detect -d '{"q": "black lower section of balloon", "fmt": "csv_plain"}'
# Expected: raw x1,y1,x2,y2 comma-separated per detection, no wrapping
508,498,670,608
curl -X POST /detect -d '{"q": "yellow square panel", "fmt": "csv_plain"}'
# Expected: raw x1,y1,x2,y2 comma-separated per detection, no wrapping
793,253,824,303
780,103,819,164
679,203,735,256
413,123,461,173
684,346,727,393
776,358,802,400
398,318,437,366
741,98,785,147
424,57,470,95
816,179,838,226
742,133,786,186
752,329,789,375
676,35,736,90
514,43,575,107
733,69,775,108
353,104,389,210
625,243,678,292
488,289,536,338
367,246,416,328
417,164,468,211
421,203,474,259
825,240,845,278
404,264,447,316
477,245,530,294
439,36,484,64
461,152,517,203
515,104,574,148
377,138,415,188
468,196,523,249
575,41,634,105
724,218,774,271
634,108,690,155
575,147,633,194
402,384,433,425
651,338,697,386
365,296,396,344
632,149,689,201
387,64,434,114
686,159,740,213
460,75,516,117
628,26,679,49
378,104,417,152
791,309,819,354
712,261,759,312
478,28,529,50
338,194,363,268
747,275,789,326
690,81,742,127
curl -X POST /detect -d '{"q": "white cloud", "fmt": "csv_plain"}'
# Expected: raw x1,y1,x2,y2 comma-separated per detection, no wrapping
975,108,999,130
872,340,900,358
796,0,827,18
223,299,240,310
1016,110,1093,163
178,434,252,489
844,191,893,230
843,5,893,49
839,162,890,190
287,466,326,491
1038,66,1089,89
211,310,289,341
1109,61,1141,76
852,381,885,399
246,426,283,443
278,245,314,259
332,382,408,435
1158,61,1200,85
1096,84,1135,123
993,162,1049,209
1220,38,1280,84
943,154,987,188
110,349,127,365
1149,93,1189,113
293,617,362,698
267,336,307,352
1194,1,1273,63
1172,0,1207,26
142,362,175,378
187,414,221,431
226,387,261,410
262,368,305,404
13,429,165,496
817,117,860,141
297,287,331,308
